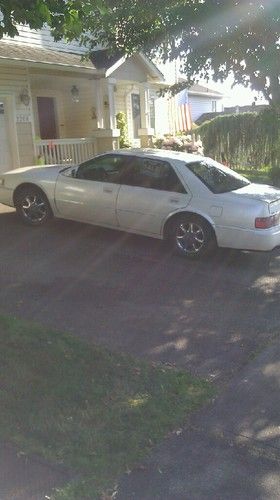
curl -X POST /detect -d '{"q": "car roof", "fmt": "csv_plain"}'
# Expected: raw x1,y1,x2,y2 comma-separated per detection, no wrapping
102,148,203,164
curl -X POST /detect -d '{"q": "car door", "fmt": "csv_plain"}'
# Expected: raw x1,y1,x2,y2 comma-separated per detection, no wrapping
116,156,192,235
54,154,127,226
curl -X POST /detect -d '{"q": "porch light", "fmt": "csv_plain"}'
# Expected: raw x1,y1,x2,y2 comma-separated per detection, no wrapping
71,85,79,103
19,88,30,106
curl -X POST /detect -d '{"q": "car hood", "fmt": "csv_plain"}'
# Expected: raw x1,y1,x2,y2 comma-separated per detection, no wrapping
3,164,67,177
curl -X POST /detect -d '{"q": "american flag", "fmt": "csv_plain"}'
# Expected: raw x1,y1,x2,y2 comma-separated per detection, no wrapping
168,88,192,134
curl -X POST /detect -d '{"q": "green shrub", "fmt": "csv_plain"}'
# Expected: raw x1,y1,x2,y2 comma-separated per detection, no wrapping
268,166,280,187
116,111,130,148
153,134,203,154
197,108,280,168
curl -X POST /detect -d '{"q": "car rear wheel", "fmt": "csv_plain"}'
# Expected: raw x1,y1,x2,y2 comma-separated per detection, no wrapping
15,187,52,226
169,214,216,258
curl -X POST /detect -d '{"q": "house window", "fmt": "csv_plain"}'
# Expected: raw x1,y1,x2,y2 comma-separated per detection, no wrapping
150,98,155,130
131,93,141,138
212,100,217,112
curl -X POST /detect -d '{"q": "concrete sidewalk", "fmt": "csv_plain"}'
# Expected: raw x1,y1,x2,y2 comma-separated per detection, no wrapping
117,339,280,499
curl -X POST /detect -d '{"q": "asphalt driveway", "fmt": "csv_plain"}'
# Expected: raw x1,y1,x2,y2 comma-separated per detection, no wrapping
1,204,280,499
1,204,280,384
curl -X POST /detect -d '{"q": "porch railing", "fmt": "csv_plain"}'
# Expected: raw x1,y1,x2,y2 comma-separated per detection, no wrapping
35,138,97,165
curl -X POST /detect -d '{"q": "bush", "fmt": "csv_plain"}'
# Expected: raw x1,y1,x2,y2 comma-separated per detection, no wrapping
153,134,203,154
197,108,280,169
269,166,280,187
116,112,130,148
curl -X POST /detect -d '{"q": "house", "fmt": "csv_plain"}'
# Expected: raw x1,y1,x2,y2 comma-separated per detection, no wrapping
0,25,166,173
196,103,269,125
187,84,224,123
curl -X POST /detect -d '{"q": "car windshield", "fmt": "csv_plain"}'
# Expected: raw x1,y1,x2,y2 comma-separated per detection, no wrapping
186,159,250,194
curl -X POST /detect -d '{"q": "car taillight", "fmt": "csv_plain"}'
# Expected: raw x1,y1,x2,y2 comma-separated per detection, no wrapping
255,213,280,229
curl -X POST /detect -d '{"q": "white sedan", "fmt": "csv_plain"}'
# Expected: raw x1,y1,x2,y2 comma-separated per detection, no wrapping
0,149,280,258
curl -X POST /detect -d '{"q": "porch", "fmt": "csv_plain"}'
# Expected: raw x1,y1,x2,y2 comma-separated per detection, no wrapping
0,46,163,172
36,137,97,165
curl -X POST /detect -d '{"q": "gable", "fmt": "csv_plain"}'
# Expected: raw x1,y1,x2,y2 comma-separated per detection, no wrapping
110,56,150,82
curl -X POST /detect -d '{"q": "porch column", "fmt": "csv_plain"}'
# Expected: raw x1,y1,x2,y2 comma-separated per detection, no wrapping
93,78,120,153
95,78,104,129
138,83,154,148
107,78,116,130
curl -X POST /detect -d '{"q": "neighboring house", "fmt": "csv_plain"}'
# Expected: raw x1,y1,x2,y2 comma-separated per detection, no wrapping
0,25,166,172
196,103,269,125
187,84,224,123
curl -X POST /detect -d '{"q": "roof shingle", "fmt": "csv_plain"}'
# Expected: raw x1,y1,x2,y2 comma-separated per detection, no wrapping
0,40,97,70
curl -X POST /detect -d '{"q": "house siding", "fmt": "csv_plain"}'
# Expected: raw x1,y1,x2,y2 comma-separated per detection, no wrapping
16,122,34,166
3,25,87,54
0,64,29,95
189,95,223,122
111,57,148,82
154,95,169,136
0,64,34,168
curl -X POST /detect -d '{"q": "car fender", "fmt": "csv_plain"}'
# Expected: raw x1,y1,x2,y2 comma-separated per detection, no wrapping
161,208,216,239
13,179,58,215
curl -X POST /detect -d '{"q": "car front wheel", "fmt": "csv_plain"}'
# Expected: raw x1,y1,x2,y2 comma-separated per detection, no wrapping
169,215,216,258
15,187,52,226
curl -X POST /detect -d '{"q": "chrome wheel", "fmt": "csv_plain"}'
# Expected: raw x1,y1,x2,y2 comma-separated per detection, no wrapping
15,188,52,226
169,215,216,259
175,222,205,255
21,194,48,223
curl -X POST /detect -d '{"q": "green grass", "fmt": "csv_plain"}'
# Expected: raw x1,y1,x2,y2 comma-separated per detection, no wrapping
235,166,271,185
0,315,214,499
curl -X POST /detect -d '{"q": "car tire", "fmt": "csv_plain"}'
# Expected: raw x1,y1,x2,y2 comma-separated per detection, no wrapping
15,187,52,226
168,214,216,259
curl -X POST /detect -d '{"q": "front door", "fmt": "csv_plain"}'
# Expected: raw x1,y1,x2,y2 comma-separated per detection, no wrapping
0,100,12,173
37,97,57,139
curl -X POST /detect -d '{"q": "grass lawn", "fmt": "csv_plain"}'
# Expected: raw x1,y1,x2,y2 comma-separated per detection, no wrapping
0,315,214,499
234,166,271,185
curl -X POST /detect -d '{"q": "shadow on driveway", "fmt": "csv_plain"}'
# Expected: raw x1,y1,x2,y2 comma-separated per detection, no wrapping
0,207,280,384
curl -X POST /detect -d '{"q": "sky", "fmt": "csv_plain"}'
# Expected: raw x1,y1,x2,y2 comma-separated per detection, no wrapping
211,76,267,107
157,60,267,108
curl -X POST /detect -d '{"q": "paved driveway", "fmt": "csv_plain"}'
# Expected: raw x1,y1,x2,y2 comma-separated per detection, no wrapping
1,204,280,383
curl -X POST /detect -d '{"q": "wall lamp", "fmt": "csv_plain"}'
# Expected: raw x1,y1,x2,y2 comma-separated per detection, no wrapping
71,85,80,103
19,88,30,106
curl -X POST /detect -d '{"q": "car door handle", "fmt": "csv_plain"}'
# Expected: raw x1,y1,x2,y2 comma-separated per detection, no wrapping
103,187,113,193
169,198,179,203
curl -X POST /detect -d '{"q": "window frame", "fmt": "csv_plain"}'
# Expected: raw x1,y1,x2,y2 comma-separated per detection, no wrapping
120,156,187,194
75,154,128,183
186,159,250,194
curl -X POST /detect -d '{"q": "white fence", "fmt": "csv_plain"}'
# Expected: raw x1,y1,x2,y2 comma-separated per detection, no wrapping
36,138,97,165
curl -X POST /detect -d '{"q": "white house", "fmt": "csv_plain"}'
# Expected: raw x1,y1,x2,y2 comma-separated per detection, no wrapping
0,25,167,173
187,84,224,122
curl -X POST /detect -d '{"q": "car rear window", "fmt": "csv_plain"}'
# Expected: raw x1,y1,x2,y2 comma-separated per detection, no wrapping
186,159,250,194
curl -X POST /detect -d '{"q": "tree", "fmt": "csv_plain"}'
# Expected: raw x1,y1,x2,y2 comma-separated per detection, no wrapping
1,1,280,109
169,0,280,109
75,0,280,111
0,1,63,38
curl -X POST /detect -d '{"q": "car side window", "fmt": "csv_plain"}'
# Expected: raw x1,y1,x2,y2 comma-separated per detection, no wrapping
76,155,127,183
121,158,186,193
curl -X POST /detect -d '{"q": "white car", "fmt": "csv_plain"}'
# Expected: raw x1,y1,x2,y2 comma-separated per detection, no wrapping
0,149,280,258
